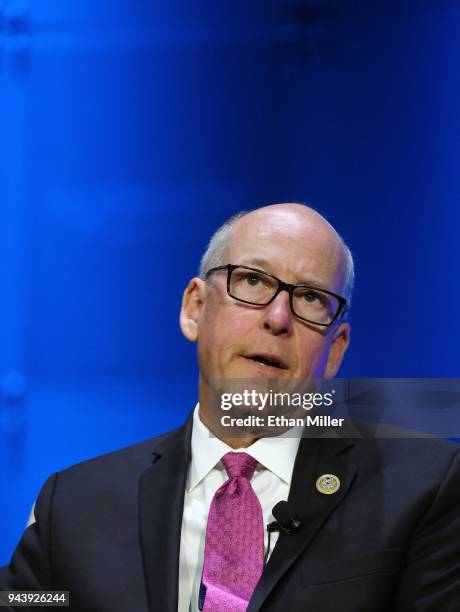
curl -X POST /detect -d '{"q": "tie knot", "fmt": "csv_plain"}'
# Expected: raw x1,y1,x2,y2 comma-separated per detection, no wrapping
222,452,258,480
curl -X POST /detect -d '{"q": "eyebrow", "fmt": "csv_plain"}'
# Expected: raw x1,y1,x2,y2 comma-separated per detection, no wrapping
239,257,330,290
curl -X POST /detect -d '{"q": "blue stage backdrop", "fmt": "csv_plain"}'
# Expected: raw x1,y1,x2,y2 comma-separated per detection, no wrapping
1,0,459,562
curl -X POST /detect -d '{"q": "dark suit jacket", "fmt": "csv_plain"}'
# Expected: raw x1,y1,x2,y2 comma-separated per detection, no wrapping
1,413,460,611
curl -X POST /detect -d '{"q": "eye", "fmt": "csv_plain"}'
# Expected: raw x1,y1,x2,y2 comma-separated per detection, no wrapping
301,289,327,307
303,290,318,302
245,273,263,286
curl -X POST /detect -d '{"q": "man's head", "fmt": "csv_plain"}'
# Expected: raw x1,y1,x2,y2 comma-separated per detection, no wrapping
180,203,352,424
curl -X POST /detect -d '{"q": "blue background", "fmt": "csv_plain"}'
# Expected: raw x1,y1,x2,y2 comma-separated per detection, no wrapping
1,0,459,562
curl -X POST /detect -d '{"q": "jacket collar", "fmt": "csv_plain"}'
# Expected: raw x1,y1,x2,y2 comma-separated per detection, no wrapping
139,412,193,612
138,411,357,612
247,434,357,612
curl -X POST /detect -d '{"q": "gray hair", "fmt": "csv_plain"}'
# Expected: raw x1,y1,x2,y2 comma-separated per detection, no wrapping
198,207,355,307
199,211,248,279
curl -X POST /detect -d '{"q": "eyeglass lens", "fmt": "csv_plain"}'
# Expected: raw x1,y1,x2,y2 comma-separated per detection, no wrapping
229,267,339,325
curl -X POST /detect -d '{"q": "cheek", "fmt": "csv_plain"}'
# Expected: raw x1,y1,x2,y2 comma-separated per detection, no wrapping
207,300,254,340
223,314,251,336
198,306,249,359
297,334,331,374
196,294,258,380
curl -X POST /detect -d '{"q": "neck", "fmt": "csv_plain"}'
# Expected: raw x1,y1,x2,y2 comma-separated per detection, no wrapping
198,405,258,449
198,377,259,449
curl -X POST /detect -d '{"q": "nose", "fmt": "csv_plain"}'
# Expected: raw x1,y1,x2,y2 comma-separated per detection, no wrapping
261,289,293,336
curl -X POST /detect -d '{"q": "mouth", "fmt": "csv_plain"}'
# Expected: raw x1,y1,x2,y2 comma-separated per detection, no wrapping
244,353,288,371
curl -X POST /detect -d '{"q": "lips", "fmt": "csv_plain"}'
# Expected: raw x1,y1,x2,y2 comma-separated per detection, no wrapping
245,353,288,370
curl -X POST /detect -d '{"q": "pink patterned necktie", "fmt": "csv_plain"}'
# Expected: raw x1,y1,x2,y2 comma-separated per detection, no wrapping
201,452,264,611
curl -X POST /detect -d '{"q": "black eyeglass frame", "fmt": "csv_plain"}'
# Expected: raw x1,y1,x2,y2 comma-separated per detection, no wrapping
205,264,348,327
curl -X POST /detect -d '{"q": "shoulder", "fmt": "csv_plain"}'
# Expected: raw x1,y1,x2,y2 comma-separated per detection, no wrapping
40,423,186,507
61,424,182,478
345,425,460,506
354,421,460,463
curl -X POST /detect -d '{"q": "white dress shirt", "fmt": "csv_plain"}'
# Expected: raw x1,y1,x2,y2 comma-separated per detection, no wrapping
178,404,302,612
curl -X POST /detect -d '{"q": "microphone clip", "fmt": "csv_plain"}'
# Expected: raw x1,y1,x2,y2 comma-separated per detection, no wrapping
267,518,301,536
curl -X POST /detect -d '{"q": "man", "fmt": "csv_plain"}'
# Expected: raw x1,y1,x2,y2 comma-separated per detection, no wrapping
1,203,459,611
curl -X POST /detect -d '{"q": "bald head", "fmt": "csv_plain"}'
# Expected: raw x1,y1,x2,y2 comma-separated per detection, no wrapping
199,203,354,305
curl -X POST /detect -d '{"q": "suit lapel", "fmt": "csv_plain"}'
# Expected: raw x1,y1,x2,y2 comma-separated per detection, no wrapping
138,414,193,612
247,435,357,612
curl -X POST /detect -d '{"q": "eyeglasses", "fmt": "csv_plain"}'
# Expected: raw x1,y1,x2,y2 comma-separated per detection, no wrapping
205,264,347,327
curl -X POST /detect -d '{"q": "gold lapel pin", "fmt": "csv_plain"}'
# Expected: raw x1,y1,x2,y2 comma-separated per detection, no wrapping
316,473,341,495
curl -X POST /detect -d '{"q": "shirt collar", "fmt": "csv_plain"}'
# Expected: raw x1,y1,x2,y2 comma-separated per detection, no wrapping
187,403,302,492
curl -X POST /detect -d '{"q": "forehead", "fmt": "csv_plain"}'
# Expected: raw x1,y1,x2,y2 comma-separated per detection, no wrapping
225,208,347,292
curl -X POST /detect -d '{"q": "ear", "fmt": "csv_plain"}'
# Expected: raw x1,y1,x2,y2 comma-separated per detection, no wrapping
179,277,207,342
324,322,350,379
